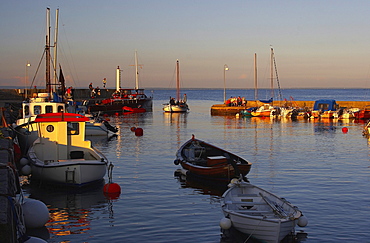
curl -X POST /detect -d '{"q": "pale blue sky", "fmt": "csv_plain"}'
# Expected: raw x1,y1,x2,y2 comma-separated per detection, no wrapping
2,0,370,89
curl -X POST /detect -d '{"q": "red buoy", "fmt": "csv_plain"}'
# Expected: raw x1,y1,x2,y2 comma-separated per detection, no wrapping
103,183,121,199
130,127,136,132
135,127,143,136
115,112,119,116
342,127,348,133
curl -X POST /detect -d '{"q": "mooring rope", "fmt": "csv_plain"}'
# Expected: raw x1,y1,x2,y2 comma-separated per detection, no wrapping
244,215,267,243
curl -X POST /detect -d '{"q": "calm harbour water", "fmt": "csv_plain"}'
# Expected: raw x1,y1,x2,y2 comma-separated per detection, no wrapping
23,89,370,243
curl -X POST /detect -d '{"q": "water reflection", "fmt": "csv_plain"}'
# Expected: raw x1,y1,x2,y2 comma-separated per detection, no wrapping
163,112,188,148
23,182,108,239
220,227,308,243
313,121,337,133
174,170,227,197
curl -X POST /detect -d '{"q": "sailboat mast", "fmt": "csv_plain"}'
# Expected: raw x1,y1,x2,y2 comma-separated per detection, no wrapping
46,8,51,95
271,47,283,102
135,50,139,90
176,59,180,101
254,53,258,100
53,8,59,92
270,47,274,99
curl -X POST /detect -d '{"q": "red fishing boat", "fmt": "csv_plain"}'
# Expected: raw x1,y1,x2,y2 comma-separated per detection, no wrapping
354,106,370,119
88,51,152,114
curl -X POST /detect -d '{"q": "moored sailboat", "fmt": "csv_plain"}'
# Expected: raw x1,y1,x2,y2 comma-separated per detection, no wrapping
163,59,189,113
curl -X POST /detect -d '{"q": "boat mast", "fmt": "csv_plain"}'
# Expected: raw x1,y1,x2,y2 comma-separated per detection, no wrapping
53,8,59,92
135,50,139,90
46,8,51,96
270,46,274,99
176,59,180,101
254,53,258,100
271,47,283,102
116,66,121,91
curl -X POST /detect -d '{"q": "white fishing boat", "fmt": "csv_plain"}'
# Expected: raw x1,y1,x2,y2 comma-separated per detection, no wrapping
27,112,108,186
338,108,360,119
250,103,277,117
163,60,189,113
220,179,307,243
15,8,117,154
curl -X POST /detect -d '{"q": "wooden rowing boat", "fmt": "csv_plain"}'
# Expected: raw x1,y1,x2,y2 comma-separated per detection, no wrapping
174,135,252,181
220,179,308,243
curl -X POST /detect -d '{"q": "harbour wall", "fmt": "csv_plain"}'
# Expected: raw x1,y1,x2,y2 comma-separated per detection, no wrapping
211,100,370,115
2,89,370,116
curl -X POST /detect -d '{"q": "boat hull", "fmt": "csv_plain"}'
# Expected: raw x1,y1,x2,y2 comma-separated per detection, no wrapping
28,144,107,186
89,98,152,114
250,110,271,117
175,137,251,181
226,211,298,243
163,104,188,113
180,162,251,180
221,181,304,243
355,108,370,119
85,122,109,136
29,160,107,186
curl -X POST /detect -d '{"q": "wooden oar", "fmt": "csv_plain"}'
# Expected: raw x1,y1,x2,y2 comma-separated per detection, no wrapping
259,192,286,218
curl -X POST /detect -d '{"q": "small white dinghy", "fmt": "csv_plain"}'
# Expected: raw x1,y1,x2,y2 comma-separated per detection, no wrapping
220,178,308,243
27,113,108,187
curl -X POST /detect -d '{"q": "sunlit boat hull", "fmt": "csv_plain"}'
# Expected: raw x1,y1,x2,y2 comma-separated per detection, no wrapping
175,136,251,181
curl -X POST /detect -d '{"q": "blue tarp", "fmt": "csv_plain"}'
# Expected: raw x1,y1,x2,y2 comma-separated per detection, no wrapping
313,99,338,111
259,97,273,103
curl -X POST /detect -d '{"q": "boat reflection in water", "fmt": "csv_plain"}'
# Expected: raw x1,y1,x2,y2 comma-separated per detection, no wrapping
174,169,228,197
23,181,110,240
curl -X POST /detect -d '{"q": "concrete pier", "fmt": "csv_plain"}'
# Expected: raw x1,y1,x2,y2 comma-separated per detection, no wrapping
211,100,370,115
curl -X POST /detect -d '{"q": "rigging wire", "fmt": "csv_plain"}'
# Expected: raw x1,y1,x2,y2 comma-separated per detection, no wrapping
59,22,79,88
272,49,283,101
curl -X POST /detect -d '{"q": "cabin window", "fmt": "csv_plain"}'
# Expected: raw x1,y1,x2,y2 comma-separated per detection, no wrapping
318,104,329,110
24,105,29,116
67,122,79,135
46,125,54,132
34,106,41,115
57,106,64,112
45,105,53,113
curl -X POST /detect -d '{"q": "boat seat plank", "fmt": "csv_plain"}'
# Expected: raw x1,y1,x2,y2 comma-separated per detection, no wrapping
234,210,272,214
236,194,259,197
226,201,265,206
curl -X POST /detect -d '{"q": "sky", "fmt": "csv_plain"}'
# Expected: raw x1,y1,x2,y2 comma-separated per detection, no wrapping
2,0,370,89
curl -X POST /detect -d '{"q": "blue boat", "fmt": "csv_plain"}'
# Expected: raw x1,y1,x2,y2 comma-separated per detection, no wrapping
311,99,339,119
240,107,257,117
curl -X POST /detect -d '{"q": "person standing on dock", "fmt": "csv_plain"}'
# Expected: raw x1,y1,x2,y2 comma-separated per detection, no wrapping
103,78,107,89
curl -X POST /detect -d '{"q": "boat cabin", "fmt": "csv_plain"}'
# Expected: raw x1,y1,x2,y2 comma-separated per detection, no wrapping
17,93,66,126
313,99,338,111
31,113,94,161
